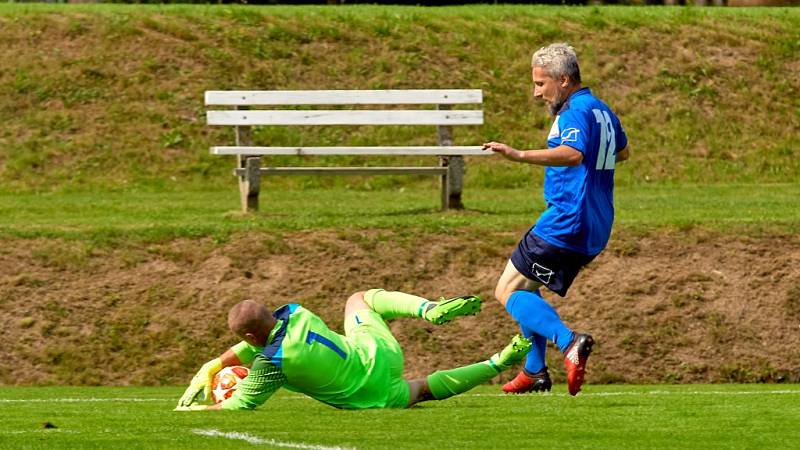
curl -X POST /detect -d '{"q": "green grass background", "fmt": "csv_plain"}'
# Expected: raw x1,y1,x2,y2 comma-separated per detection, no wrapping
1,4,797,240
0,183,797,243
1,4,799,194
1,385,798,449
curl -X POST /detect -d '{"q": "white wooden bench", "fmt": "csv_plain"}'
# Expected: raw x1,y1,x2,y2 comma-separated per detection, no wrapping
205,89,490,212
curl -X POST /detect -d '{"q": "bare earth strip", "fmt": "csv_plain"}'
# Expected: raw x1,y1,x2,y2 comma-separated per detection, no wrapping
1,229,798,386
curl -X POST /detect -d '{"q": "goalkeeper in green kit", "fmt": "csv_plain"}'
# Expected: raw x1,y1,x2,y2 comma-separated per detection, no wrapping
175,289,531,411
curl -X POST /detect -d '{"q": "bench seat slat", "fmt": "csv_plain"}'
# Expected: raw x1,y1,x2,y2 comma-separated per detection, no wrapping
212,146,491,156
234,167,449,176
207,110,483,126
205,89,482,106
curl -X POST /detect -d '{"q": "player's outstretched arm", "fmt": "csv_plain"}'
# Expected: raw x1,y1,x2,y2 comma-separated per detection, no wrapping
176,349,242,408
483,142,583,167
177,355,287,412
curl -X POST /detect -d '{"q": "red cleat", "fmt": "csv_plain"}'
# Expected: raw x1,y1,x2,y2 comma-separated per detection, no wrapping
502,368,552,394
564,333,594,396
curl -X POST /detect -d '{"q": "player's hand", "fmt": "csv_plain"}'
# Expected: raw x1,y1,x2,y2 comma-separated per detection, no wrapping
173,404,209,412
482,142,521,161
177,358,223,407
177,384,204,409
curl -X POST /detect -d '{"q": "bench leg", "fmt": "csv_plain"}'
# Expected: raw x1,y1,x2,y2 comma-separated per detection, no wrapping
239,156,261,213
436,107,465,211
440,156,450,211
440,155,464,211
447,155,464,210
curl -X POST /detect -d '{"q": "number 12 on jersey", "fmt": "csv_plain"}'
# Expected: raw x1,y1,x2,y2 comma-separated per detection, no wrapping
593,109,616,171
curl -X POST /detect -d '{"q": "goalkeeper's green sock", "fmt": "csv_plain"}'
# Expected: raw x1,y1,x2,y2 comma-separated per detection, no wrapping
427,362,501,400
427,335,532,400
363,289,431,320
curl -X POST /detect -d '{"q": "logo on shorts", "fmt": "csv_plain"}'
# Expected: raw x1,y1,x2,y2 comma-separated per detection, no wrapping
531,263,554,285
560,128,580,143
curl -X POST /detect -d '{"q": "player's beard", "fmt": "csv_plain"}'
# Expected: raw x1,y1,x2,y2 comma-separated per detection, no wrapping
548,90,567,116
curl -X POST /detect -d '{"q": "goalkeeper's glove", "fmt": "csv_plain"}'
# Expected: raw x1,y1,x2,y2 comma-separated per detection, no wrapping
174,404,209,412
177,357,223,407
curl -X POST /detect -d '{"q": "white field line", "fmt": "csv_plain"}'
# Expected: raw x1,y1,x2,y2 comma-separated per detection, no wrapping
0,396,310,403
1,389,798,404
193,429,355,450
0,397,167,403
468,389,800,397
0,429,78,434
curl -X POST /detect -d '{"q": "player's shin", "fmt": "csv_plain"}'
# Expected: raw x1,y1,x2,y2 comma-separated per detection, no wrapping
426,362,501,400
426,335,531,400
364,288,430,320
522,331,548,374
506,290,574,352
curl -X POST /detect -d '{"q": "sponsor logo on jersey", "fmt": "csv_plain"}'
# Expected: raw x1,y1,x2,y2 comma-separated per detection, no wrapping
560,128,580,143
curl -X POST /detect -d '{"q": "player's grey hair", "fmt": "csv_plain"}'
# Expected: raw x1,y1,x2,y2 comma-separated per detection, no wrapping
532,43,581,84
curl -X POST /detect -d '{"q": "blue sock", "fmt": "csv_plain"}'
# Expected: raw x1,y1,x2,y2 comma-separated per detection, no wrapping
520,327,548,374
506,290,574,353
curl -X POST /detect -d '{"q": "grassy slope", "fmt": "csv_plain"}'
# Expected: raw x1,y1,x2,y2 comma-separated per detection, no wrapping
1,385,798,449
0,4,799,193
1,5,799,389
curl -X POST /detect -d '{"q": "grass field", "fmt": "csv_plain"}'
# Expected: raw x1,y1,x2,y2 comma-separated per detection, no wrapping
1,385,798,449
2,4,799,448
0,183,798,242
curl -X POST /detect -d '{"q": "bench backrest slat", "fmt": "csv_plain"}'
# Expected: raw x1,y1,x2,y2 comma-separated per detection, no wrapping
205,89,482,106
207,110,483,126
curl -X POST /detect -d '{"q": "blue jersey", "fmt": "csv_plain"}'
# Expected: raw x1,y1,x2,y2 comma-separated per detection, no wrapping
533,88,627,256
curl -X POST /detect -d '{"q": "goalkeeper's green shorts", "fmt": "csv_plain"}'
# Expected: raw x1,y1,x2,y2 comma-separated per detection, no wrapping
342,306,409,409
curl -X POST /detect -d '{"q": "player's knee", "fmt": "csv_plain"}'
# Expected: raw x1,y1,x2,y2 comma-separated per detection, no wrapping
494,282,510,305
344,292,370,319
406,378,433,407
346,291,366,307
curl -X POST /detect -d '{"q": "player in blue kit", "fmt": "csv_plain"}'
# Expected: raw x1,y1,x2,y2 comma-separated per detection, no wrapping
483,43,630,395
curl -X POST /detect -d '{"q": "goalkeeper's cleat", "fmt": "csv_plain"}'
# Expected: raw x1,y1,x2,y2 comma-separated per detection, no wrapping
490,334,532,370
502,368,552,394
423,295,482,325
564,333,594,396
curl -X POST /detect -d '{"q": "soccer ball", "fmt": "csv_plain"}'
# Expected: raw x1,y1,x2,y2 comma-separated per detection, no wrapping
211,366,249,403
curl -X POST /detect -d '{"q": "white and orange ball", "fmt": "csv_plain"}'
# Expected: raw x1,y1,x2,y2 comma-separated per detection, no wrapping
211,366,249,403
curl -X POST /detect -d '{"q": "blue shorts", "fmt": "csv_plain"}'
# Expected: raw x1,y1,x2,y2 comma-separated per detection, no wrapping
510,229,596,297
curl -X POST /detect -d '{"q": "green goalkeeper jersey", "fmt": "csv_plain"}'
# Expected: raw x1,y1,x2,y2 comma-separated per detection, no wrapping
221,303,409,410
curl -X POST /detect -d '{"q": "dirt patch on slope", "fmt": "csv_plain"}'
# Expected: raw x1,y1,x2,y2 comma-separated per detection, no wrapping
1,229,798,386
